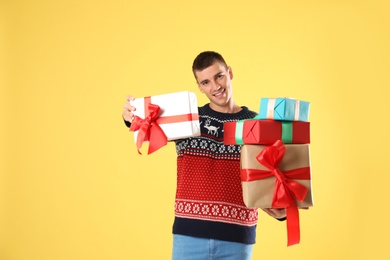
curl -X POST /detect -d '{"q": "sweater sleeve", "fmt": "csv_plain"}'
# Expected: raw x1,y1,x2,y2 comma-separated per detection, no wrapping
124,118,131,128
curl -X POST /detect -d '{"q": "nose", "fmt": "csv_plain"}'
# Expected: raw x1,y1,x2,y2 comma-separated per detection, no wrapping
210,81,221,91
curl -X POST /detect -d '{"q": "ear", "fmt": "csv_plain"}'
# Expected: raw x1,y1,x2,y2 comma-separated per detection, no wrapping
228,66,233,80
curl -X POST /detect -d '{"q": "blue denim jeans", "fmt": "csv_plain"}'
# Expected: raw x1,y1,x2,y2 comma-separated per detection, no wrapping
172,234,254,260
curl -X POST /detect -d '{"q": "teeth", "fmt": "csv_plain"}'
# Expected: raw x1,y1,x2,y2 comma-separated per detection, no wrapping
214,89,224,96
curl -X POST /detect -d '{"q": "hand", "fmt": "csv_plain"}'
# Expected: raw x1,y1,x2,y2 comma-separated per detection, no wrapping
123,95,136,123
262,208,287,219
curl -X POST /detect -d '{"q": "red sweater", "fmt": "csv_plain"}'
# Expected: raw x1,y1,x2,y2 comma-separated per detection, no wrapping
173,104,258,244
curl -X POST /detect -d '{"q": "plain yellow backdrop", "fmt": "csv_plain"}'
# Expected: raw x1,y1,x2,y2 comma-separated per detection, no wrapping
1,0,390,259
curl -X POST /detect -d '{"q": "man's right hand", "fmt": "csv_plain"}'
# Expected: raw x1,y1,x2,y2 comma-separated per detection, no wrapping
123,95,136,123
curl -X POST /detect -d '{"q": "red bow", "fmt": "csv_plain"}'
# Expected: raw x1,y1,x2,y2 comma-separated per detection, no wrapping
254,140,310,246
129,102,168,154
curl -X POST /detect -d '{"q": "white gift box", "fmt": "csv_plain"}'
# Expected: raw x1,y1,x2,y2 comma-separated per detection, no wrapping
130,91,201,143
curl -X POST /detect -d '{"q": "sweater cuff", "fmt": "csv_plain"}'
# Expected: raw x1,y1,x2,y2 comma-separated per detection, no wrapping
124,118,131,128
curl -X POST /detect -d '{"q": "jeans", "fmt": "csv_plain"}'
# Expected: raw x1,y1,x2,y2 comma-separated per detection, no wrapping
172,234,254,260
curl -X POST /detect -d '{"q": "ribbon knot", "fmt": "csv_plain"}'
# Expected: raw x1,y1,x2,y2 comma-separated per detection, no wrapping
273,169,287,183
256,140,309,207
254,140,311,246
129,102,168,154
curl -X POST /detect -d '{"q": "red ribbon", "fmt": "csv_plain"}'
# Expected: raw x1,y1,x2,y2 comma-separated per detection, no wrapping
240,140,311,246
155,113,199,125
129,97,168,154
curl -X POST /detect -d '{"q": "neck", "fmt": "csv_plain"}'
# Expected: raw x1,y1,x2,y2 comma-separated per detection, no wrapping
226,104,242,114
209,103,242,114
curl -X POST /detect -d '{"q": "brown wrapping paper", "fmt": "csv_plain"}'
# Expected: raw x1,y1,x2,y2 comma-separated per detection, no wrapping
240,144,313,209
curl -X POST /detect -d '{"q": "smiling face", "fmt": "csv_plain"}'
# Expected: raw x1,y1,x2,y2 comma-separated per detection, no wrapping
195,61,235,113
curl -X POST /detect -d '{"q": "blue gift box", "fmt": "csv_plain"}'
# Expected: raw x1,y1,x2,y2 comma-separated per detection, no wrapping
258,98,310,122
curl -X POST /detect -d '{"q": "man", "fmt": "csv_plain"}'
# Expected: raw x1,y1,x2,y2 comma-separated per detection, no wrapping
123,51,286,260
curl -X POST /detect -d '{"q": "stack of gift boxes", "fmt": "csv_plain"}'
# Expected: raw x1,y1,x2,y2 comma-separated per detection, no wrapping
129,92,313,246
224,98,313,246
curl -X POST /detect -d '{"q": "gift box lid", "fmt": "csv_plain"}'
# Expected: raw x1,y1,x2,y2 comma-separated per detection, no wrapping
259,97,310,122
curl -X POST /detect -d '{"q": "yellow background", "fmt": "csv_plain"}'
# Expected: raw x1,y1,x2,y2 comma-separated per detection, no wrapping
1,0,390,259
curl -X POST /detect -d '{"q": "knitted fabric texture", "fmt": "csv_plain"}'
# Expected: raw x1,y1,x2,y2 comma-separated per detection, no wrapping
173,104,259,244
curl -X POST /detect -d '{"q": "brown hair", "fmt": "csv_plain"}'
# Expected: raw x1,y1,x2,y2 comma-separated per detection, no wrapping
192,51,228,79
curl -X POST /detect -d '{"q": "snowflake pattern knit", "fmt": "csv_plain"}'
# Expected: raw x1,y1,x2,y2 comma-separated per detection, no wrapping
172,104,259,244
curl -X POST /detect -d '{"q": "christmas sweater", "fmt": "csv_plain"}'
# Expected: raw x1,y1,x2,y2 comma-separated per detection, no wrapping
172,104,259,244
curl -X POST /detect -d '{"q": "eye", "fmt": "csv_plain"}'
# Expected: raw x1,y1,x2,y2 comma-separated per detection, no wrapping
201,80,209,86
217,74,224,79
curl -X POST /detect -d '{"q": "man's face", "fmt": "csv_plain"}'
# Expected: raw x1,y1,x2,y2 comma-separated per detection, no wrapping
195,62,234,112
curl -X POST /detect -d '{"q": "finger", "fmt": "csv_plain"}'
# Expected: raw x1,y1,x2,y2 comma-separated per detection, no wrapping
271,208,286,215
126,95,135,102
123,102,132,110
123,102,136,112
269,208,283,213
125,96,136,111
262,208,286,218
123,110,134,122
261,208,273,215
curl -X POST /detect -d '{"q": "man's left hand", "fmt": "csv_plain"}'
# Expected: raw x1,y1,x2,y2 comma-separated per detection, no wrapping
262,208,287,219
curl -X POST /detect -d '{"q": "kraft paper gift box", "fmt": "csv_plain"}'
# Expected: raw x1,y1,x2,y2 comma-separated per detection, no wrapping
129,91,201,154
258,98,310,122
240,142,313,209
224,119,310,145
240,141,313,246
